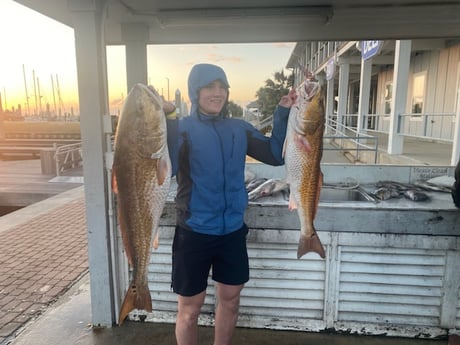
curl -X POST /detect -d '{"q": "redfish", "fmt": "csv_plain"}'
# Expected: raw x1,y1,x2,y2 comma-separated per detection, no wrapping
284,80,326,259
112,83,171,324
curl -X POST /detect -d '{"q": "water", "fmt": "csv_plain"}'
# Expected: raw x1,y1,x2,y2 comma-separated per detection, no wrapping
0,205,23,216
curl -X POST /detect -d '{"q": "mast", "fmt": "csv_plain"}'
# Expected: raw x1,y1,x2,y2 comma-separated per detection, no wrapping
56,74,64,117
37,77,43,116
51,74,57,116
23,64,30,116
33,69,38,116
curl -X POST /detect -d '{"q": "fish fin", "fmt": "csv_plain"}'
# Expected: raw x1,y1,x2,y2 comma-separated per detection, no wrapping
156,156,169,186
297,233,326,259
118,282,153,326
294,134,312,152
112,170,118,194
288,193,298,210
152,232,159,250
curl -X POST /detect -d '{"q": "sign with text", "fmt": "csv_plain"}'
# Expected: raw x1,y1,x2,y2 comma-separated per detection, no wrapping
361,40,383,61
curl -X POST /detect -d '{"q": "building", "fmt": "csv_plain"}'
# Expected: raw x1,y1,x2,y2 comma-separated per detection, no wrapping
286,40,460,165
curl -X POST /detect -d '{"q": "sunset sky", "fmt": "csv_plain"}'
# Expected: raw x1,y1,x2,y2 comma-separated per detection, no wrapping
0,0,295,116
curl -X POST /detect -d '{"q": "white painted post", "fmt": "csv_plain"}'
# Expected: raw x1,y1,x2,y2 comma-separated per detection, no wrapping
388,40,411,155
439,251,460,327
337,63,350,135
451,72,460,165
357,58,372,133
68,0,115,327
122,23,149,90
325,77,335,136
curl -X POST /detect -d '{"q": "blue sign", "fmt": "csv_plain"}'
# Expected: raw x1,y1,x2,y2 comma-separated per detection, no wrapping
361,40,383,61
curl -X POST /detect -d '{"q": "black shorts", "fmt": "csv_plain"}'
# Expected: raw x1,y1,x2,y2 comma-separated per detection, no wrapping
171,224,249,297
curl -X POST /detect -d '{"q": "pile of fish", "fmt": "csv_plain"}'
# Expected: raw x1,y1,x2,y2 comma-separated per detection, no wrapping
371,179,452,201
112,83,171,325
247,177,289,201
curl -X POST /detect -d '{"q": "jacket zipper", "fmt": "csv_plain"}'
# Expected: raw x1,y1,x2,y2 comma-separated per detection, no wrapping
212,121,227,233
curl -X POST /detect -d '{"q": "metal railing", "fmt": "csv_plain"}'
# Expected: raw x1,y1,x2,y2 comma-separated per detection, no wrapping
249,112,379,163
55,142,83,176
397,112,456,142
325,118,379,163
344,112,456,143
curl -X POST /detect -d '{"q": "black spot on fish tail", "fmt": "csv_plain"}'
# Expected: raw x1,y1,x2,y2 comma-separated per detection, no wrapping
118,282,152,326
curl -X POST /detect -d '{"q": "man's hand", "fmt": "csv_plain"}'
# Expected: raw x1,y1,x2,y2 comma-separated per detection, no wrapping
163,101,176,115
278,89,297,108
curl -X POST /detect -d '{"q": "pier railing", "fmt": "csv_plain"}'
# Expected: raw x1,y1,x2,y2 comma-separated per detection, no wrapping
54,142,83,176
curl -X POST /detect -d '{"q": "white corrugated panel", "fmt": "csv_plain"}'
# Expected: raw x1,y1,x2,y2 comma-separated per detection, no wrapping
456,286,460,328
241,242,326,320
126,223,459,337
337,246,444,326
144,227,329,328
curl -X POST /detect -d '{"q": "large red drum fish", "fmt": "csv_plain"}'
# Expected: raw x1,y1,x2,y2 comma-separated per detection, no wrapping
112,83,171,325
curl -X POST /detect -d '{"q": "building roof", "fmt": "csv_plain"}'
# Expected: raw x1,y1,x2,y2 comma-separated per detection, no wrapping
14,0,460,44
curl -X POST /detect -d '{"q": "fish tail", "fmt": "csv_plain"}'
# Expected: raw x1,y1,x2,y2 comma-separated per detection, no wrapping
297,233,326,259
118,282,152,325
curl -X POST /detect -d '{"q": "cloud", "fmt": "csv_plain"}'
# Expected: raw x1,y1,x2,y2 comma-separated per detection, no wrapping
206,53,242,63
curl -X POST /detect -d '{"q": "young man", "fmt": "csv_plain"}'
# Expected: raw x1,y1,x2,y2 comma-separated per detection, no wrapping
165,63,296,345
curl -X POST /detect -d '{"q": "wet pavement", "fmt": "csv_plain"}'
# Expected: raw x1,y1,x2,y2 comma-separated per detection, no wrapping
0,187,88,345
7,276,450,345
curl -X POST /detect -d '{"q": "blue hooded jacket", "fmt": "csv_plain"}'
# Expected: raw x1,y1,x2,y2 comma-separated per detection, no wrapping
167,63,290,235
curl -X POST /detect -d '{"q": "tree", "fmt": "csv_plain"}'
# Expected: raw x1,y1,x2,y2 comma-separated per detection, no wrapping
255,70,294,118
228,100,243,118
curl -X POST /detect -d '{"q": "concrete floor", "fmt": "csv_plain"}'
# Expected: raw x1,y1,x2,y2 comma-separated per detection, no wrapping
8,275,448,345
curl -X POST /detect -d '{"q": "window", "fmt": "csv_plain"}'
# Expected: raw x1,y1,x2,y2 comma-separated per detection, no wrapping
411,72,426,117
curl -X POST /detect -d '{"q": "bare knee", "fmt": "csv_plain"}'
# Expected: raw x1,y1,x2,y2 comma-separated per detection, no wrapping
177,292,206,325
216,283,243,312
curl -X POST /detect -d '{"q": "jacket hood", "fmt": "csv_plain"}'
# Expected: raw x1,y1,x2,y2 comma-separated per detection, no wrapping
187,63,230,117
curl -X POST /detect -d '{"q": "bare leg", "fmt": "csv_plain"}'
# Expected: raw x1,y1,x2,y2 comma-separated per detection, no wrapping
175,290,206,345
214,282,244,345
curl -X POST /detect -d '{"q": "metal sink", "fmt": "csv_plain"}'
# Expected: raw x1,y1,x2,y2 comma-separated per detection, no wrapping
320,187,376,203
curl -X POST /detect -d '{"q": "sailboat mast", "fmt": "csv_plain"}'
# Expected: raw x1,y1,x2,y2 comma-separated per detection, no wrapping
22,64,30,116
56,74,64,117
32,69,38,116
51,74,57,116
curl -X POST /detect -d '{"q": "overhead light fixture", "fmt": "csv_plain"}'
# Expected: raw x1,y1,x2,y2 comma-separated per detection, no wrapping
155,6,333,28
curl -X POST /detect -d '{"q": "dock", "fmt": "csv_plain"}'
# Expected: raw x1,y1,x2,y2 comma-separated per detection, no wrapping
0,159,83,209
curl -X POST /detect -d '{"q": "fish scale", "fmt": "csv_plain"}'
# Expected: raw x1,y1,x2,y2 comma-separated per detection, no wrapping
284,80,326,259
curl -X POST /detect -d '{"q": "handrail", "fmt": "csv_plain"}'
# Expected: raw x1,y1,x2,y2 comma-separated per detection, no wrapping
54,142,83,176
343,112,456,142
325,118,379,163
250,113,379,163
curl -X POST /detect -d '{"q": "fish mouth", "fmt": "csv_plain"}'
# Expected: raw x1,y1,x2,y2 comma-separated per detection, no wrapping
146,85,163,110
302,81,321,101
